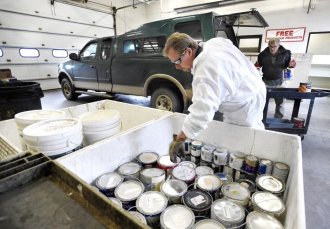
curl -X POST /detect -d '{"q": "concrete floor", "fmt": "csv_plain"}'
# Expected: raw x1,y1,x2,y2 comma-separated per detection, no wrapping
40,89,330,229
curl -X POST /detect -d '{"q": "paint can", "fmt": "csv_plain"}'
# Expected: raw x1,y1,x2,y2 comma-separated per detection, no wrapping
137,151,159,168
117,162,141,180
140,167,166,191
114,180,144,210
223,165,234,178
201,144,215,163
108,197,123,209
258,159,273,175
128,211,147,225
272,162,290,183
242,155,259,174
179,161,197,170
160,179,188,205
191,140,203,164
158,155,181,177
172,165,196,186
184,139,192,160
136,191,168,228
211,198,245,228
182,189,213,218
214,172,233,185
195,166,214,177
195,174,222,200
246,211,284,229
95,172,123,197
255,174,285,197
192,219,226,229
237,178,256,194
229,151,245,170
293,117,305,128
160,205,195,229
213,147,228,166
221,182,250,207
251,191,286,223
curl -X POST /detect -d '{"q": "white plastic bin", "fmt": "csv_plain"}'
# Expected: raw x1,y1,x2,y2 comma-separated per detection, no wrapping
56,113,305,229
0,100,171,154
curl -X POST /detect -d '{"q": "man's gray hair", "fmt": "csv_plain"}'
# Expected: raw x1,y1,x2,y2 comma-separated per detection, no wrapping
163,32,198,57
268,37,280,45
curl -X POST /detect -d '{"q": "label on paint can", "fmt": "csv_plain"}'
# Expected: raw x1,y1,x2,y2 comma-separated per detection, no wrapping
213,147,228,165
191,140,203,157
201,144,215,162
258,159,273,175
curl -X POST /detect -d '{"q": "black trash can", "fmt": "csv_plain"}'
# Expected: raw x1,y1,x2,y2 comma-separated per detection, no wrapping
0,81,44,121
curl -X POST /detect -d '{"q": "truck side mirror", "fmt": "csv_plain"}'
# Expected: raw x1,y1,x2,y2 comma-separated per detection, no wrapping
69,53,78,60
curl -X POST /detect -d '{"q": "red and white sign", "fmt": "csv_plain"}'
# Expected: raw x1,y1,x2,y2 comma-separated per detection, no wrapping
265,27,306,42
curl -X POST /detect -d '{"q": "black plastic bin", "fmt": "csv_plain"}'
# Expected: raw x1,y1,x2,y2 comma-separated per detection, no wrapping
0,81,44,121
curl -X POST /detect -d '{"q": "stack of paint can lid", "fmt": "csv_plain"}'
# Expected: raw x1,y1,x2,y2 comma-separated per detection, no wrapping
91,145,290,228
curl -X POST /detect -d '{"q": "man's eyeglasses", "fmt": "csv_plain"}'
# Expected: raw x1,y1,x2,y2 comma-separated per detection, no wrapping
172,47,188,65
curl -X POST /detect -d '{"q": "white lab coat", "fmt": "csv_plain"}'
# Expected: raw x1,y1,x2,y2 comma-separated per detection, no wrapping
182,38,266,139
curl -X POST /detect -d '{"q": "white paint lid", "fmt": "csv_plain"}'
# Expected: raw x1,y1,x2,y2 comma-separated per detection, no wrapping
96,172,123,189
137,151,159,164
23,118,82,142
158,155,180,167
118,162,141,176
136,191,168,215
79,110,120,127
172,165,195,181
252,192,285,213
15,109,66,125
193,219,226,229
161,205,195,229
115,180,144,201
197,174,222,191
179,161,197,169
195,166,214,177
161,179,187,197
246,211,284,229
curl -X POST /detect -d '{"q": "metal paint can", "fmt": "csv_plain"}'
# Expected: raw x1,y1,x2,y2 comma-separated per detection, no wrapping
223,165,234,178
182,189,213,218
140,168,166,191
229,151,245,170
184,139,192,160
242,155,259,174
237,178,256,194
128,211,147,225
211,198,245,228
136,191,168,228
199,160,212,167
293,117,305,128
117,162,141,180
108,197,123,209
95,172,123,197
214,173,233,185
246,211,284,229
213,147,228,166
160,205,195,229
172,165,196,186
258,159,273,175
158,155,181,177
191,140,203,157
196,174,222,200
192,219,226,229
201,144,215,163
179,161,197,170
195,166,214,177
137,151,159,168
160,179,188,204
114,180,144,210
255,174,285,197
221,182,250,207
251,191,286,223
272,162,290,183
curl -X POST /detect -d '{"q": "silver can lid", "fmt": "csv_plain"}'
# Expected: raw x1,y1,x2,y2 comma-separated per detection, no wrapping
221,182,250,202
192,219,226,229
197,174,222,191
137,151,159,164
128,211,147,225
172,165,196,182
136,191,168,215
96,172,123,189
195,166,214,177
252,192,285,214
246,211,284,229
108,197,122,208
114,180,144,201
117,162,141,176
212,199,245,223
274,162,289,170
179,161,197,169
256,175,285,193
161,179,188,197
161,205,195,229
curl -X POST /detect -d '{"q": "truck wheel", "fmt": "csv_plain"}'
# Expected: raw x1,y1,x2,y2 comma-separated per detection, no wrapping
61,78,79,100
151,88,183,112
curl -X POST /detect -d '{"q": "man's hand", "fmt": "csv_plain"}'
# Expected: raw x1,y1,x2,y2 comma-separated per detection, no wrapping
289,59,296,68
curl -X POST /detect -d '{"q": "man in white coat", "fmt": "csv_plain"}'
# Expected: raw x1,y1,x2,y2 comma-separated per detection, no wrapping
163,32,266,141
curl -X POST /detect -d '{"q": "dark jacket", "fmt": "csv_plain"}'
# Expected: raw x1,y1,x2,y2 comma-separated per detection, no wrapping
257,45,291,81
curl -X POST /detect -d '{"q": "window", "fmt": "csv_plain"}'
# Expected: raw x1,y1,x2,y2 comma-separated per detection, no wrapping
80,42,98,61
100,38,111,60
237,35,262,53
175,21,203,41
0,48,3,57
19,48,39,57
52,49,68,58
123,36,166,54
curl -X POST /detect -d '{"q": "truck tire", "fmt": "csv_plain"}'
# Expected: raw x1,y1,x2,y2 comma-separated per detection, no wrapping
151,87,183,112
61,78,79,100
